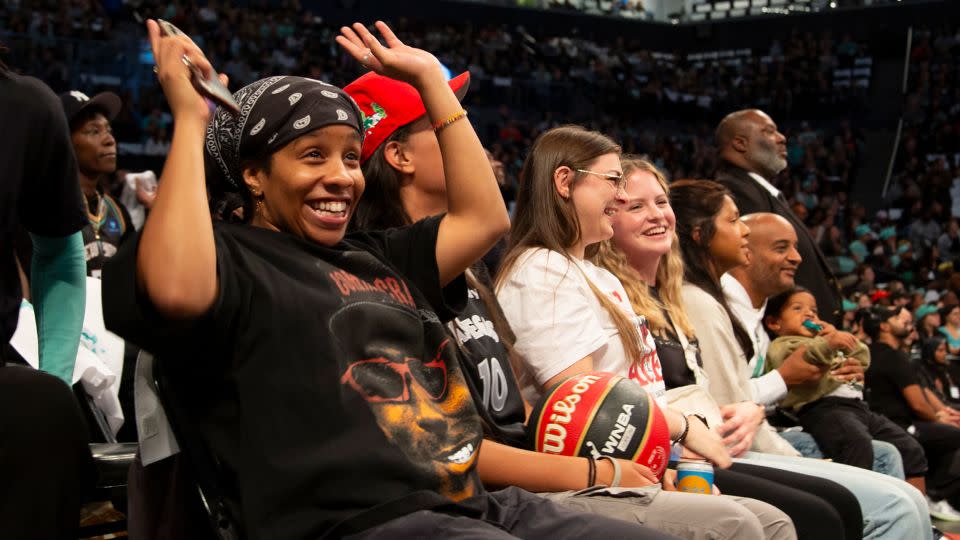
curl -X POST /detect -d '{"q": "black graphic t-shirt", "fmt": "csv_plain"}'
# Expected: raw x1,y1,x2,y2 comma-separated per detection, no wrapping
448,263,527,447
102,216,484,539
81,191,133,277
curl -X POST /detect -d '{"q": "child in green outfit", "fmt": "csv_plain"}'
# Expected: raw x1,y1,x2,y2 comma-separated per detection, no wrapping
763,287,927,477
763,287,870,412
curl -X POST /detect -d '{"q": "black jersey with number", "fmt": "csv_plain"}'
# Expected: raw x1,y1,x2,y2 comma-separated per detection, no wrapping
448,263,528,447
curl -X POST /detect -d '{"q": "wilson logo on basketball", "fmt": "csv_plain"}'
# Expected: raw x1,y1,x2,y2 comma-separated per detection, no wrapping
528,372,671,479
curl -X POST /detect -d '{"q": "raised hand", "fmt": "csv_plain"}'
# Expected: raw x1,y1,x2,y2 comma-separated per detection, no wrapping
146,19,227,124
335,21,445,89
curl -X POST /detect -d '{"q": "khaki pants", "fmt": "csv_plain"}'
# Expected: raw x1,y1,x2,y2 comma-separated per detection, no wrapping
538,484,796,540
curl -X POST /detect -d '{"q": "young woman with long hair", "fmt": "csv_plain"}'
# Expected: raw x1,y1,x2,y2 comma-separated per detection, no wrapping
496,129,865,540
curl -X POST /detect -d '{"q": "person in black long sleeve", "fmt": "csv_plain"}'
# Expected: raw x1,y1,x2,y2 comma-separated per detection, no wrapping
0,57,95,540
714,109,843,325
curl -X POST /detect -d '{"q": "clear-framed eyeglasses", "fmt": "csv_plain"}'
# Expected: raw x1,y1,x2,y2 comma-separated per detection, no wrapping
576,168,625,192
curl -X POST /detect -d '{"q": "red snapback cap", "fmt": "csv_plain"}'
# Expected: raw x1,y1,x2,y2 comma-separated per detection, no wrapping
344,71,470,164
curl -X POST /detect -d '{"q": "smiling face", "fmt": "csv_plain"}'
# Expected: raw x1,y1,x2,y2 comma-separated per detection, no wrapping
742,214,802,299
246,125,364,246
72,112,117,177
707,195,751,272
767,291,821,338
568,152,624,249
611,169,675,261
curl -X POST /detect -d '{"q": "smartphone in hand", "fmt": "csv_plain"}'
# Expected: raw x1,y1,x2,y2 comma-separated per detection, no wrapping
157,19,240,114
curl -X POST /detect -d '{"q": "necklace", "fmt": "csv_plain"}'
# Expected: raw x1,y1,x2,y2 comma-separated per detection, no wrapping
82,191,107,241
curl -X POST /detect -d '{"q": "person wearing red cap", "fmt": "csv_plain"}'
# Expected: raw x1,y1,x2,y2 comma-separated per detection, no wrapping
347,73,797,540
60,89,134,277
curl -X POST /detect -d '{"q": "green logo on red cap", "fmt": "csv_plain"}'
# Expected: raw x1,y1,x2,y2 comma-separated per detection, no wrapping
363,102,387,133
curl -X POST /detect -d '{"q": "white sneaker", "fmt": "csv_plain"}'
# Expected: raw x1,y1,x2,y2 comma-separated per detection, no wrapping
928,497,960,522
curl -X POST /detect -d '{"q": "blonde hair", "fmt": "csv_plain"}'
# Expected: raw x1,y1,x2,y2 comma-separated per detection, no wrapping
593,157,695,341
496,126,646,368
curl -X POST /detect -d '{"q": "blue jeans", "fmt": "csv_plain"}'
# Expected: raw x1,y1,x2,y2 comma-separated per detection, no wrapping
778,430,906,480
740,451,931,540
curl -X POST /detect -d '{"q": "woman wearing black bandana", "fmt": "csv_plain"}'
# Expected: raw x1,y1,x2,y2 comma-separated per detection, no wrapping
101,20,672,540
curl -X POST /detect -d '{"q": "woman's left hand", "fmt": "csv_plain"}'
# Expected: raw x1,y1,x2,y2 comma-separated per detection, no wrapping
336,21,445,89
718,401,764,457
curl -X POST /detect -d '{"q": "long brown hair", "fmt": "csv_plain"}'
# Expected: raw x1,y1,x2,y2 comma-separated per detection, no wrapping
496,126,647,368
593,157,694,340
670,179,754,361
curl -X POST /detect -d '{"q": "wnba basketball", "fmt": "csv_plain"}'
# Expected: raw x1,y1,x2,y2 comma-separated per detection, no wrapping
527,372,670,479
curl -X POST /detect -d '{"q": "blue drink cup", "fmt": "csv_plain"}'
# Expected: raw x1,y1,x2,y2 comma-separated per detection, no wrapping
676,460,714,494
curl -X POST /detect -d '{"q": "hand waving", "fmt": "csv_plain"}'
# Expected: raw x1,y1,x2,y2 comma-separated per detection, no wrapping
336,21,445,89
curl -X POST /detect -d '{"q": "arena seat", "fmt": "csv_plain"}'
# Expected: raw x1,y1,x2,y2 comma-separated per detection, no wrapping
78,390,137,536
150,352,242,540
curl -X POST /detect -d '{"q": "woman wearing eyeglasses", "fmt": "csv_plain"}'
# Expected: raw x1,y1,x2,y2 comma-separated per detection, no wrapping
496,126,732,463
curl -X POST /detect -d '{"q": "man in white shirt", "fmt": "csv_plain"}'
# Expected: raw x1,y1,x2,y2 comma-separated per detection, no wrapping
722,213,821,404
723,213,905,477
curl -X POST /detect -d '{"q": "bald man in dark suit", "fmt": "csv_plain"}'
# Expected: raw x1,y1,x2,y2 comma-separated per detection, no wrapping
714,109,843,325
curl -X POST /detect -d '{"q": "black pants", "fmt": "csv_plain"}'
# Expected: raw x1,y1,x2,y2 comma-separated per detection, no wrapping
0,364,95,540
345,487,677,540
719,462,862,540
799,397,928,477
914,420,960,505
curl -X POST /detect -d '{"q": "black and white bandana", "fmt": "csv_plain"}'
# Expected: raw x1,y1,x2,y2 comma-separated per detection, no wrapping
205,76,364,190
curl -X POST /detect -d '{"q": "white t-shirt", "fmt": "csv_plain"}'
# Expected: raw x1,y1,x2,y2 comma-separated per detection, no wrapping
496,248,666,406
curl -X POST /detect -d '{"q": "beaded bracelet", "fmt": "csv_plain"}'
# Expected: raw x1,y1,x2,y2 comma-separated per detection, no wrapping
432,109,467,132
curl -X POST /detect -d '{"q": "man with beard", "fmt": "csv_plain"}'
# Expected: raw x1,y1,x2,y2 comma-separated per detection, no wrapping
60,90,133,278
715,109,842,325
865,305,960,520
722,214,902,477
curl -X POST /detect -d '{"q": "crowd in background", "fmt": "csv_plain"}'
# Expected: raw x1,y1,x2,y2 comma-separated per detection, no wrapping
6,1,955,314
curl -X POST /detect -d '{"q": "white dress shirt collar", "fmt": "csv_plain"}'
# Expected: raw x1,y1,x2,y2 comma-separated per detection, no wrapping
747,171,782,199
